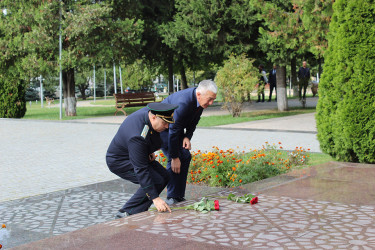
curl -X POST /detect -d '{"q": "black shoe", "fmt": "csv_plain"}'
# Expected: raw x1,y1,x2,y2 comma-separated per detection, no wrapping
115,211,130,219
256,100,260,103
166,197,186,205
267,100,271,102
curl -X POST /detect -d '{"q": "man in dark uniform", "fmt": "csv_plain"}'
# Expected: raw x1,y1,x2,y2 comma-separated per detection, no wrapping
106,102,178,218
160,80,217,205
268,65,277,102
298,61,311,100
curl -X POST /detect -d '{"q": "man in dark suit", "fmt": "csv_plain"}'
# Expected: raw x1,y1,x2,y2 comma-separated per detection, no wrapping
268,65,277,102
160,80,217,205
106,103,178,218
298,61,311,100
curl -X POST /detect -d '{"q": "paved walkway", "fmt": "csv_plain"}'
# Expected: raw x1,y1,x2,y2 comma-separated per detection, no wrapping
7,162,375,249
5,97,373,249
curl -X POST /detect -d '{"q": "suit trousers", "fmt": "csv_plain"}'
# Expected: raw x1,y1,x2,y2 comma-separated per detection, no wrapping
161,147,192,198
269,83,276,101
110,161,169,215
298,79,309,99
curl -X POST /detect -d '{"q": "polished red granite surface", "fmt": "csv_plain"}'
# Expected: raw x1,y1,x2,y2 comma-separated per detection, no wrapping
11,162,375,249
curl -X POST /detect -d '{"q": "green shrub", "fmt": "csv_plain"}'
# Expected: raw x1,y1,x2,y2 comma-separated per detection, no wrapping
215,54,258,117
0,76,27,118
316,0,375,163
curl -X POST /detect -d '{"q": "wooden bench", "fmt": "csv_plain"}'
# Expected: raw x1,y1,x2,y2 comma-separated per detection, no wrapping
113,92,156,116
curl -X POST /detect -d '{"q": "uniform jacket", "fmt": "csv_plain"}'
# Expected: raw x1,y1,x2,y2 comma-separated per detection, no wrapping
160,88,203,159
106,108,162,200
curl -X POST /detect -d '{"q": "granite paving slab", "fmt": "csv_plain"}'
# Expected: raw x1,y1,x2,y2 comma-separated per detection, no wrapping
4,161,375,250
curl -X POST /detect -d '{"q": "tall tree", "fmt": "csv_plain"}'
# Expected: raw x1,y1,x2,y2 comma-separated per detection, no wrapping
298,0,333,76
112,0,177,93
160,0,262,91
0,1,40,118
316,0,375,163
1,0,143,116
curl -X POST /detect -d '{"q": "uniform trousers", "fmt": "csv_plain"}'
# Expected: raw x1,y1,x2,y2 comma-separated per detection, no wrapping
161,147,192,198
109,161,169,215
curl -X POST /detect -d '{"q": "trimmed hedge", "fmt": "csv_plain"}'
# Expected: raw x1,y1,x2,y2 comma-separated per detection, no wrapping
0,76,27,118
316,0,375,163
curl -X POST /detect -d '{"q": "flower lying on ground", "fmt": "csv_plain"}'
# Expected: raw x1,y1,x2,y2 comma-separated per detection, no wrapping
227,193,258,205
184,198,219,213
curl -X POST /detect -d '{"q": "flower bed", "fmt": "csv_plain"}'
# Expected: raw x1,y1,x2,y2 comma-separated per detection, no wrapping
157,142,309,188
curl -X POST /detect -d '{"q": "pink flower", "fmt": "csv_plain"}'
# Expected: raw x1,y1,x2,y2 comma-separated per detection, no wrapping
250,197,258,205
214,200,220,210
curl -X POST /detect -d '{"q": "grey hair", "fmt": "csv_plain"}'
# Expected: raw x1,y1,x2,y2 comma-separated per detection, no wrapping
196,80,218,95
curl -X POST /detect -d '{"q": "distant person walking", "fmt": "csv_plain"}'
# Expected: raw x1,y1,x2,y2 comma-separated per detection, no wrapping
298,61,311,100
268,65,277,102
257,65,268,103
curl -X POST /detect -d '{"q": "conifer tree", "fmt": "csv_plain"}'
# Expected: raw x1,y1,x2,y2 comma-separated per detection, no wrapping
316,0,375,163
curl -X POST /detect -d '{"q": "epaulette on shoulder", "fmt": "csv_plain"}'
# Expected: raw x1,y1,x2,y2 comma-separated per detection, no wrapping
140,124,149,139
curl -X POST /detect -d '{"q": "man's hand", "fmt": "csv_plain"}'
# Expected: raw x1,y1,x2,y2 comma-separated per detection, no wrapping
149,153,156,162
171,158,181,174
182,137,191,150
153,197,171,213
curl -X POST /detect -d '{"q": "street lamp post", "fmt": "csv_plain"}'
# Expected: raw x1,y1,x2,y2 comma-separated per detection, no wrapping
93,65,96,103
104,69,107,100
39,75,43,108
59,0,63,120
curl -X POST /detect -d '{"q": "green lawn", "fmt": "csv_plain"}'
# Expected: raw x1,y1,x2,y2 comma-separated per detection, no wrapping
23,99,316,126
307,152,334,166
197,108,316,127
24,102,143,120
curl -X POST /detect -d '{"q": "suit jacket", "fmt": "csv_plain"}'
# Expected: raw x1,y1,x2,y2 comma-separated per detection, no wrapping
269,69,277,85
298,67,310,80
106,107,162,200
160,88,203,158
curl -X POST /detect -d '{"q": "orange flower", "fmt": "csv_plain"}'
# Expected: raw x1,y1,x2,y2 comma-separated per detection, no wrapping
212,166,215,168
232,167,236,171
162,158,166,162
239,179,242,183
278,142,282,144
1,224,5,228
216,175,218,178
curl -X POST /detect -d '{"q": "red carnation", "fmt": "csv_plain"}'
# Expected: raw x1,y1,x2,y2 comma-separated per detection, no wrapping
214,200,220,210
250,196,258,205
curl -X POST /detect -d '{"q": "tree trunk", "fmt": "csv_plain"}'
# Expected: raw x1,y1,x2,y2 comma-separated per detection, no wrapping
167,52,174,94
318,56,322,80
276,65,288,111
77,84,87,100
179,58,188,90
291,57,298,97
62,68,77,116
